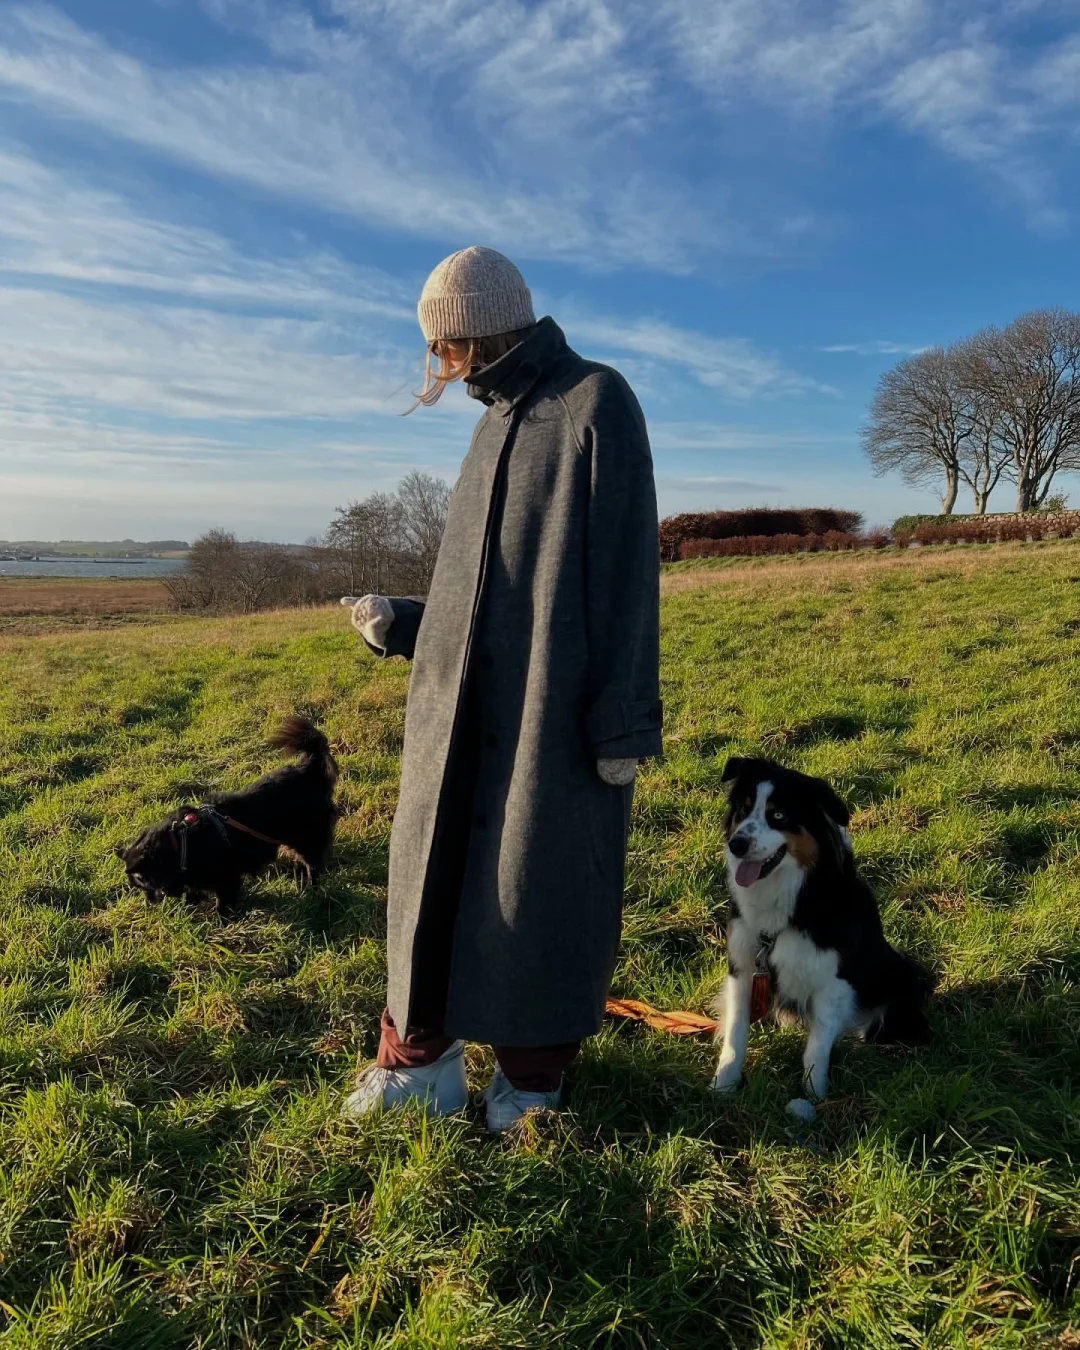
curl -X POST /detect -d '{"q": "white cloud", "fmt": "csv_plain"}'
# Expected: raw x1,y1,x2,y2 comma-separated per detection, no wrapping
567,314,834,398
819,340,930,355
0,3,710,270
1032,33,1080,107
662,0,928,108
649,422,843,452
0,285,419,421
0,133,832,542
655,473,785,495
0,150,413,318
881,36,1076,227
0,0,1073,270
659,0,1078,226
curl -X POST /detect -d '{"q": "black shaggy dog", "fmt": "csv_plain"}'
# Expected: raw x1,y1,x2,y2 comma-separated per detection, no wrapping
710,756,934,1120
117,716,338,916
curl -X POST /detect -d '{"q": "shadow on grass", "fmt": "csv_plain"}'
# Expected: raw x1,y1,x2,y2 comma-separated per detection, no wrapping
787,712,869,744
682,730,736,759
52,753,105,784
979,781,1080,811
117,675,207,733
994,818,1064,874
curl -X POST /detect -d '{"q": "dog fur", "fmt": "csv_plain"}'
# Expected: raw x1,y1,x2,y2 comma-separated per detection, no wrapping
117,716,339,916
711,756,933,1120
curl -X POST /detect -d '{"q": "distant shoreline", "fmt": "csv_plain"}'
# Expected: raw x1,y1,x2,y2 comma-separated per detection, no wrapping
0,540,191,562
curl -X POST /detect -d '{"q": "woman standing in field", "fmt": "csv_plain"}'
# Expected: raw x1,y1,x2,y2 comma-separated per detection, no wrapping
343,247,662,1132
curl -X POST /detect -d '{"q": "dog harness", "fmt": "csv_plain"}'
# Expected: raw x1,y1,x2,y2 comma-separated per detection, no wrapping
170,805,285,874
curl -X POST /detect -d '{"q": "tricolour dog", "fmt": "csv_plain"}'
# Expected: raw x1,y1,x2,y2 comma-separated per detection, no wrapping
711,757,932,1119
117,716,338,916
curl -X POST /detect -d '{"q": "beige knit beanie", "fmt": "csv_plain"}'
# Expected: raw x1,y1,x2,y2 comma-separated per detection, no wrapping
418,246,536,343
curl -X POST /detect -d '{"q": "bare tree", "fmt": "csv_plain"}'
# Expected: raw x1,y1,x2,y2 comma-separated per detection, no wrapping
169,472,454,615
862,349,969,514
166,532,318,613
397,471,452,588
864,311,1080,514
170,529,242,609
323,493,410,595
976,310,1080,511
952,336,1012,514
231,543,303,613
322,476,452,595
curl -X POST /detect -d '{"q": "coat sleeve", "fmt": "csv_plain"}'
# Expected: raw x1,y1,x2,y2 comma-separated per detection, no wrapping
362,598,426,661
581,376,663,760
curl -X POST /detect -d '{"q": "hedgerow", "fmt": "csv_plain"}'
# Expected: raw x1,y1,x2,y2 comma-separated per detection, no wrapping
679,529,888,559
659,509,863,561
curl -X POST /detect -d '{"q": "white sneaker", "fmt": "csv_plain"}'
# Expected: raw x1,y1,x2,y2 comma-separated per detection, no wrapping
482,1067,562,1134
343,1040,468,1119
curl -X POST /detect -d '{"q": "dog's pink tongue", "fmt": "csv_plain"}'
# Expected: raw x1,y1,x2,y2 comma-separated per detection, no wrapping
736,859,764,888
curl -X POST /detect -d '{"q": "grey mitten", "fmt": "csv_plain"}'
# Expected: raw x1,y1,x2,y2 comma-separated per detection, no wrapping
341,594,395,651
597,758,638,786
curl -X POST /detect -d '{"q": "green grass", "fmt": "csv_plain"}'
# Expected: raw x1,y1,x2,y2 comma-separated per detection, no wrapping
1,543,1079,1347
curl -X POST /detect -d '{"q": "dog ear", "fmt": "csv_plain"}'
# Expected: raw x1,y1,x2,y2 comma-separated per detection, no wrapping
812,777,851,828
114,846,128,862
721,757,750,785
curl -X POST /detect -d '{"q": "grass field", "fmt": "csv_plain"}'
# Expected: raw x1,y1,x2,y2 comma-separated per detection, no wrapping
1,544,1079,1347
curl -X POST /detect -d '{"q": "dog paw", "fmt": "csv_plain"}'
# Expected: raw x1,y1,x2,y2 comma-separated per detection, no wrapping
710,1065,743,1093
785,1097,818,1123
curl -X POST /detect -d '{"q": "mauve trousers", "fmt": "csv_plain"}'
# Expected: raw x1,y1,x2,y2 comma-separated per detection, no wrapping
376,1009,579,1093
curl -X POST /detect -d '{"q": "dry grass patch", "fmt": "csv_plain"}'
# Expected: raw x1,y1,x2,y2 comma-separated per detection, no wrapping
0,577,173,635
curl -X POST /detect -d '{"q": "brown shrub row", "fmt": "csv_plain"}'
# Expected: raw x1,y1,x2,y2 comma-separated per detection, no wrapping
896,516,1080,546
679,530,889,559
659,508,863,561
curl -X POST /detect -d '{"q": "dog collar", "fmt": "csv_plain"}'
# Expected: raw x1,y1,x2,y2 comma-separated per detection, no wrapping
754,934,776,972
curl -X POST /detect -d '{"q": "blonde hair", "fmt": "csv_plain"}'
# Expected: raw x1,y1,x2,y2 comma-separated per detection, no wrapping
409,327,535,411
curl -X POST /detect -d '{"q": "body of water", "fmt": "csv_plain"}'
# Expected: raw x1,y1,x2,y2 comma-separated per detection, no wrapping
0,557,187,579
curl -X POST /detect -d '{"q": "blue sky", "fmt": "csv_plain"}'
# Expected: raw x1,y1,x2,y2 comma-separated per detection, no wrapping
1,0,1078,542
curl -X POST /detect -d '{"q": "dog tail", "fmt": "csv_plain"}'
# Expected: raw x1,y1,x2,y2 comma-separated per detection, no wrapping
868,948,935,1046
268,716,339,784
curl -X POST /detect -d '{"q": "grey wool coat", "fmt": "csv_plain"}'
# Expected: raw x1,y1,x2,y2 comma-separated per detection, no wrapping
369,317,662,1046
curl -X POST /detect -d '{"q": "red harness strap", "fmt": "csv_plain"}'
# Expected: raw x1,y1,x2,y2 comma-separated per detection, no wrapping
170,807,285,874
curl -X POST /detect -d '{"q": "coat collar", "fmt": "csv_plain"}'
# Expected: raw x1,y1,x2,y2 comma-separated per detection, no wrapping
466,316,568,411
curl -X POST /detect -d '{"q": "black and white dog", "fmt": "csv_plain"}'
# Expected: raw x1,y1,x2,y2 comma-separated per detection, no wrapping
117,716,339,916
711,757,932,1120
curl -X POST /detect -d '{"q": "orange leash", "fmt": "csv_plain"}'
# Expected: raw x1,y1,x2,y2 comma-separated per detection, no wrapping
219,814,287,848
605,997,720,1037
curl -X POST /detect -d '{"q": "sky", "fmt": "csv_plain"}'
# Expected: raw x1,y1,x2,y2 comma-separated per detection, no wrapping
1,0,1078,543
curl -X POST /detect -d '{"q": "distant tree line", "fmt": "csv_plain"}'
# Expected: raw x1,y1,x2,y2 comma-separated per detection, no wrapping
165,472,451,614
863,309,1080,514
0,539,189,556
